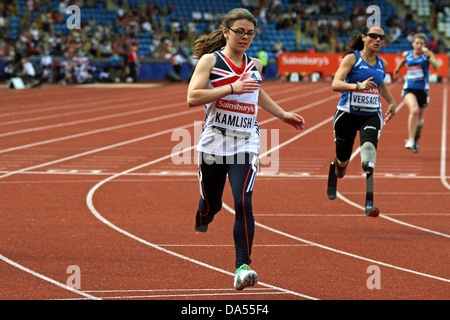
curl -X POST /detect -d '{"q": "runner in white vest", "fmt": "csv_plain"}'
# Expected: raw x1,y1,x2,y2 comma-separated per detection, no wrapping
187,8,305,291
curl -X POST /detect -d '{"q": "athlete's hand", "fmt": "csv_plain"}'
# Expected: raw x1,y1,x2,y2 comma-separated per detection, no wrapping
392,70,398,81
384,103,397,123
232,74,260,94
422,47,431,58
282,112,305,130
360,77,377,90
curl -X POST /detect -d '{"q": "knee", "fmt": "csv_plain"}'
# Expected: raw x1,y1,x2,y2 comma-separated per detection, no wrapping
199,198,222,215
234,195,253,215
410,107,420,117
361,142,376,173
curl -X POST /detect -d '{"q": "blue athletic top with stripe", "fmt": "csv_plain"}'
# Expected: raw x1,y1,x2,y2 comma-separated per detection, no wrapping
403,50,430,90
337,50,385,115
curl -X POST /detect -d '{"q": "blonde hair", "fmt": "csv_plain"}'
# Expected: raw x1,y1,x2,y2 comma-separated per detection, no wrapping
413,33,428,43
192,8,257,59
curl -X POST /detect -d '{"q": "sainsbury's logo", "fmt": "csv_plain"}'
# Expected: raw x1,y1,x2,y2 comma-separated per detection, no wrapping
216,99,256,115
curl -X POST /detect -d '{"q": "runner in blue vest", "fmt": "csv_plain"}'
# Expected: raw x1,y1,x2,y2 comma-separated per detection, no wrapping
393,33,439,153
326,25,397,217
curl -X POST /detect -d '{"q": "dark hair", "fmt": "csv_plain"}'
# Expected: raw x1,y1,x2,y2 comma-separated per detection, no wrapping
343,25,383,57
193,8,257,59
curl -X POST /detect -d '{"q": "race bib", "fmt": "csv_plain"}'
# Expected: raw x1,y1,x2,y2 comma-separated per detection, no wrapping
350,88,380,112
406,65,425,81
212,99,257,138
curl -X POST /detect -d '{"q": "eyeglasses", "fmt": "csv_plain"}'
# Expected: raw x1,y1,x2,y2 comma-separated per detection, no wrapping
228,27,257,38
365,33,385,41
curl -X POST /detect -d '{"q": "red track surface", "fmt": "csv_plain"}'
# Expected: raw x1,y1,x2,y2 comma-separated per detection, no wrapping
0,81,449,302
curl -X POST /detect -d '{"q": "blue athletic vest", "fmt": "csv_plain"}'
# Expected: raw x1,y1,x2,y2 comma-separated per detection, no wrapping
403,50,430,90
337,50,385,115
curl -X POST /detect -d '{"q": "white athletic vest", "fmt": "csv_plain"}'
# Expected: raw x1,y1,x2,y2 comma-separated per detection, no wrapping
197,50,262,156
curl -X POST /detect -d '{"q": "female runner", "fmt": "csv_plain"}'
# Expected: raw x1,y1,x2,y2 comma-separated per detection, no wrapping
393,33,439,153
187,8,305,290
327,25,397,217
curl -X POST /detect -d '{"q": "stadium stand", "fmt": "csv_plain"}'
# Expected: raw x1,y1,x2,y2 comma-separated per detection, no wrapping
0,0,448,82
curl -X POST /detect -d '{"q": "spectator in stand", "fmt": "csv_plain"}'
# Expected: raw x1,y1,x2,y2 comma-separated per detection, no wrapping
387,24,401,44
436,37,449,54
0,10,7,36
60,56,74,84
427,36,438,52
191,8,202,23
39,49,53,83
127,44,139,83
142,17,154,35
172,49,185,76
203,9,214,23
100,40,113,57
3,61,13,83
110,52,124,82
19,57,36,86
272,38,286,58
258,48,268,78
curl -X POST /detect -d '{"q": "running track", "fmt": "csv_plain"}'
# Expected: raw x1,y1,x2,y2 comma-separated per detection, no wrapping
0,80,448,302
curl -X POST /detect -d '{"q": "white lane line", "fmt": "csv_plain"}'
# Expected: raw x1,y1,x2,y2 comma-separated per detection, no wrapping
0,123,193,179
440,84,449,190
0,97,182,127
0,101,189,138
0,90,186,123
222,203,450,283
1,92,331,300
336,192,450,238
335,98,450,238
0,109,199,154
157,244,312,247
85,142,318,300
83,288,273,293
3,170,449,181
0,87,334,154
4,83,447,301
61,291,288,300
0,253,101,300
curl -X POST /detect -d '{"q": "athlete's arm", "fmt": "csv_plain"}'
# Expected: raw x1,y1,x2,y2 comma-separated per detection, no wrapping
423,47,440,71
251,58,305,130
187,54,225,107
393,51,407,80
187,54,260,107
258,89,305,130
381,59,397,123
331,53,376,92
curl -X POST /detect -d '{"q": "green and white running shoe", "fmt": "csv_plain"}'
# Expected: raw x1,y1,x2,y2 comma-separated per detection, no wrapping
234,264,258,290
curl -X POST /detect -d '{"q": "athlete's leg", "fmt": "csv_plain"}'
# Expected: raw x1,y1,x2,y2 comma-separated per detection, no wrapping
415,108,425,141
228,152,257,270
360,114,382,217
327,111,356,199
333,110,356,177
404,92,420,147
195,152,227,231
413,90,429,152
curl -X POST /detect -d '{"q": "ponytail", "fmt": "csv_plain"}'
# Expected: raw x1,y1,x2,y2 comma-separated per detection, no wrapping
343,26,370,57
192,8,257,60
193,30,226,59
